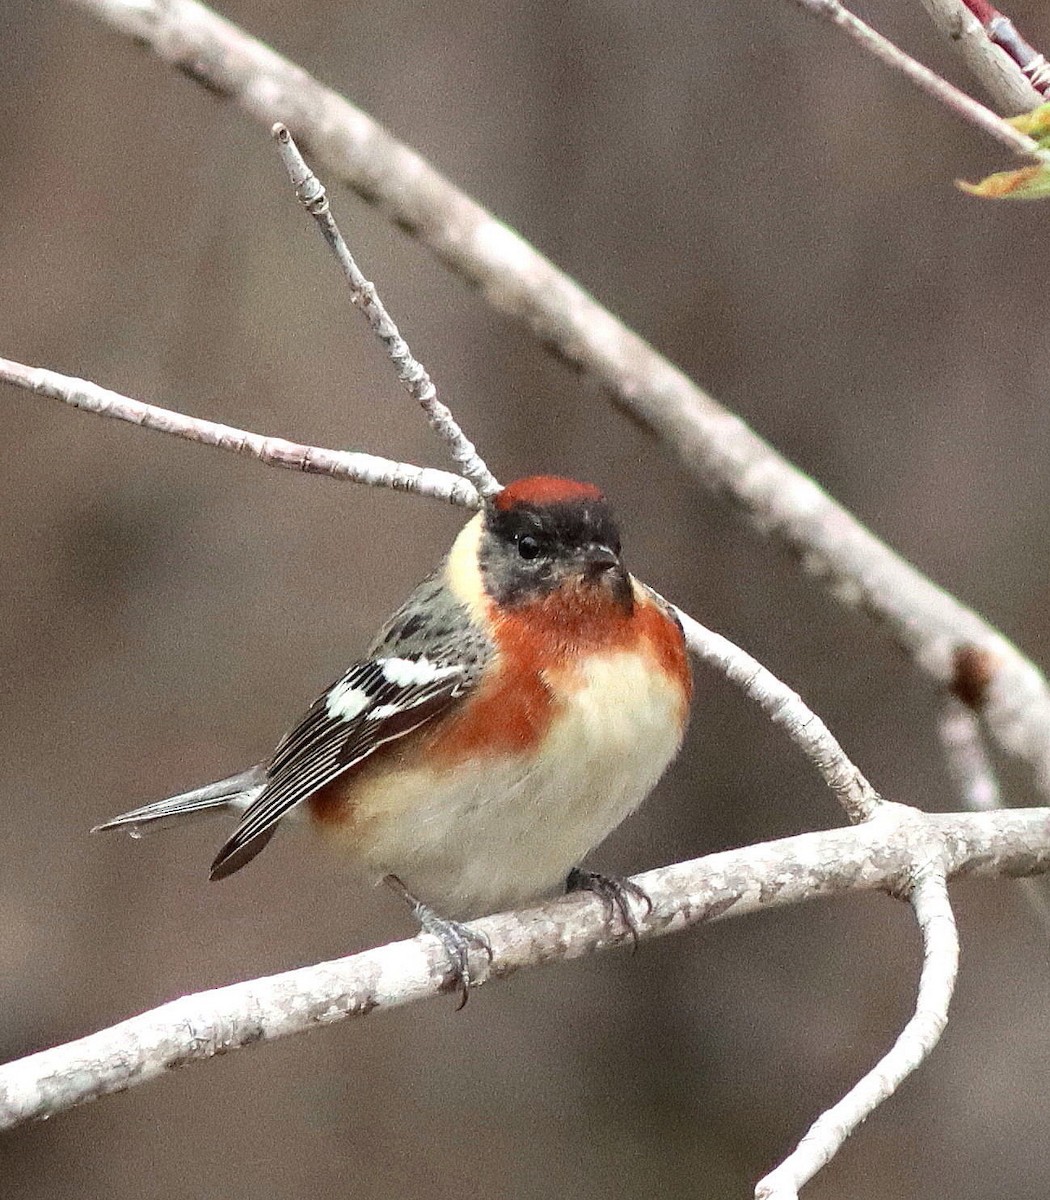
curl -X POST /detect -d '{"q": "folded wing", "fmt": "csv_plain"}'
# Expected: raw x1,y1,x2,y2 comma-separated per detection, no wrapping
209,656,475,880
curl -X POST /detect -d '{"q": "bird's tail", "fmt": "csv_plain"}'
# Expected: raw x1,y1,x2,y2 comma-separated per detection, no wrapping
92,765,267,837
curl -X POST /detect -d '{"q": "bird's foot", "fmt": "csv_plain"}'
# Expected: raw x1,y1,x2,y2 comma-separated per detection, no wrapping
565,867,652,950
384,875,492,1009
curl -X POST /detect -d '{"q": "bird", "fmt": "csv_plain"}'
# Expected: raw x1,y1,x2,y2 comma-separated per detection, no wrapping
95,475,692,1001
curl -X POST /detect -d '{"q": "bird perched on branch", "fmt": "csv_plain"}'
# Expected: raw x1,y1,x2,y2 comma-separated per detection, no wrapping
96,476,692,1001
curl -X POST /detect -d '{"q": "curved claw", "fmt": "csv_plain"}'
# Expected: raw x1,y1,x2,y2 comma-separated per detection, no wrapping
384,874,492,1008
565,868,652,950
417,909,493,1009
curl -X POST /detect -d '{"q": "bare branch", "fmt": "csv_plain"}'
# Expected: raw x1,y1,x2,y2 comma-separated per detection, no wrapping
271,123,500,498
755,866,959,1199
66,0,1050,798
2,806,1046,1134
790,0,1042,155
920,0,1047,111
938,693,1050,930
675,609,881,824
0,357,481,509
939,698,1002,811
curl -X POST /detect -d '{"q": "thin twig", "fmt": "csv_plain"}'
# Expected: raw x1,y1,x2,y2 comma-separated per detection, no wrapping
939,698,1002,811
0,358,481,509
919,0,1044,111
755,866,959,1199
791,0,1043,156
3,807,1046,1134
271,123,500,498
938,697,1050,929
675,608,882,824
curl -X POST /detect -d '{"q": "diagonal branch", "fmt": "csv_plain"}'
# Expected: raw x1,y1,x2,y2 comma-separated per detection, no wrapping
937,661,1050,930
271,123,500,498
755,865,958,1199
792,0,1042,154
939,697,1002,812
2,807,1045,1135
675,609,882,824
0,357,481,509
66,0,1050,799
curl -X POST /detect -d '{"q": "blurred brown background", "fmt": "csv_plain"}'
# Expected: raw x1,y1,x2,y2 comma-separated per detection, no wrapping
3,2,1050,1197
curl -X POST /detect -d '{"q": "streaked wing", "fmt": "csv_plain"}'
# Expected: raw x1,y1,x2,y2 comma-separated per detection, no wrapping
209,657,473,879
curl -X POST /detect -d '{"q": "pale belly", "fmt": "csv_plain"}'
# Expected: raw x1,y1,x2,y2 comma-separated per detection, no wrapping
313,650,687,917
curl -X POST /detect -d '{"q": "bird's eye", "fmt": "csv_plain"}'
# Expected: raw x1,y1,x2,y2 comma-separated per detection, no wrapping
517,534,542,560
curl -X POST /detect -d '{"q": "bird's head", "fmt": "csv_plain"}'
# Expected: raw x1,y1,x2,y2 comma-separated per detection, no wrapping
477,475,630,609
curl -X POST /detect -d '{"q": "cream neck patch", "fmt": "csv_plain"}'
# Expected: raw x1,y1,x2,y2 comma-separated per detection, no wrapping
444,512,488,621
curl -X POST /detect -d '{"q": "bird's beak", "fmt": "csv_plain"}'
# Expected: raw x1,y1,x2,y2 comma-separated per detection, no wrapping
581,543,622,579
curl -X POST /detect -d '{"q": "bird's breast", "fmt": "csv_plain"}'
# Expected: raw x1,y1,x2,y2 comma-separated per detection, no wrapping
312,640,690,918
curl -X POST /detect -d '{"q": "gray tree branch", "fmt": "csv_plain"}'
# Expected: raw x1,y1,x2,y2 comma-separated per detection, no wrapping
755,865,958,1199
0,354,967,1195
792,0,1041,153
271,122,500,498
2,806,1046,1136
0,357,479,508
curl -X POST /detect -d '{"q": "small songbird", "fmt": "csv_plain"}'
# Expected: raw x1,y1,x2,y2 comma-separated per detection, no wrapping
96,476,692,997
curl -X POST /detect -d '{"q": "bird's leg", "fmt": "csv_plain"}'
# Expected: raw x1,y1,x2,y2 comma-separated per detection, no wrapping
383,874,492,1009
565,867,652,950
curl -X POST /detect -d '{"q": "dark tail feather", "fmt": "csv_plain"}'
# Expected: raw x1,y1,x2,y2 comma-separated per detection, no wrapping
208,824,278,881
92,766,267,836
